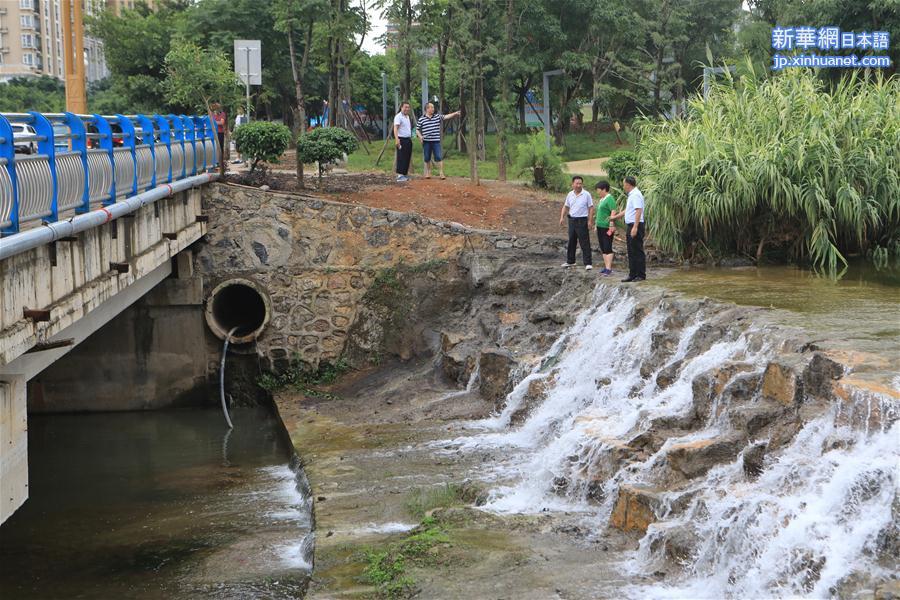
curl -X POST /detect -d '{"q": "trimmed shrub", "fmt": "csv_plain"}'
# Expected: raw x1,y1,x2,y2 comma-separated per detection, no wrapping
604,150,640,188
514,133,567,191
296,127,360,181
233,121,292,173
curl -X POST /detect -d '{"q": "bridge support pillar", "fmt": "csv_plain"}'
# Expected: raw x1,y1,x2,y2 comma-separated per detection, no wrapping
0,377,27,523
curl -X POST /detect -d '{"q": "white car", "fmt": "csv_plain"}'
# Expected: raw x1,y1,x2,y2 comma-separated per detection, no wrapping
12,124,37,155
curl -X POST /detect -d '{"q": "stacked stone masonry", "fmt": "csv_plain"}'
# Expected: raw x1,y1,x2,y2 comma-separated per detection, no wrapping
197,183,570,369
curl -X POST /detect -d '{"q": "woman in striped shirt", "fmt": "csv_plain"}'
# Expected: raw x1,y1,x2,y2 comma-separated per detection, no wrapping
416,102,461,179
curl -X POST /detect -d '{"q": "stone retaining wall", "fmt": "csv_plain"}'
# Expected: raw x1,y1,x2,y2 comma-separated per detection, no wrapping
197,183,569,369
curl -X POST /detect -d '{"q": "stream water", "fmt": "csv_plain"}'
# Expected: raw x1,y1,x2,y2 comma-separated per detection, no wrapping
0,406,312,599
441,266,898,598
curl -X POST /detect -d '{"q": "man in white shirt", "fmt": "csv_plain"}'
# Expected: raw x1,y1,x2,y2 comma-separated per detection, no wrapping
393,101,413,182
558,175,594,270
613,176,646,281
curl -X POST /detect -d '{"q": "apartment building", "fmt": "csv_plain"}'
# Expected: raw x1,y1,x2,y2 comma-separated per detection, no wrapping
0,0,109,83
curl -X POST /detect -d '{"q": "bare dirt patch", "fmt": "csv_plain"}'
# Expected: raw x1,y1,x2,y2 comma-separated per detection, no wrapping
329,174,563,237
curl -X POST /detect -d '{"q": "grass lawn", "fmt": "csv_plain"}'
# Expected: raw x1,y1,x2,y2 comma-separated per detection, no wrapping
346,130,632,181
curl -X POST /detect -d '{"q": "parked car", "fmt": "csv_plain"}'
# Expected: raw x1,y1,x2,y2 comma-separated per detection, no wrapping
52,124,69,152
12,124,37,154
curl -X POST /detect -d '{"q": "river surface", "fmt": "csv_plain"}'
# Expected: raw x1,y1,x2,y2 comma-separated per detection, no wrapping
653,263,900,384
0,406,312,599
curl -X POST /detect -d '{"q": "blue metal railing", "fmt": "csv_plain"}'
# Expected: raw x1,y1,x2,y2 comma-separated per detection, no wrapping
0,112,218,236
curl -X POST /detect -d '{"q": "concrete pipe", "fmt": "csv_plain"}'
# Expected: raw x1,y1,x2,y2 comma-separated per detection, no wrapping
205,278,271,344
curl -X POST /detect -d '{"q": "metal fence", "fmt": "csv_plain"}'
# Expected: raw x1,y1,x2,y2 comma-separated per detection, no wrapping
0,111,218,235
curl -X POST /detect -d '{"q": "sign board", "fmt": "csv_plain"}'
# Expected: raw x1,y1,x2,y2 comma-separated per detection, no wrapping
234,40,262,85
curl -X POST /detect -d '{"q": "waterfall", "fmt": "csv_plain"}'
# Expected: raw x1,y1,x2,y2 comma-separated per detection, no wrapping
460,284,898,598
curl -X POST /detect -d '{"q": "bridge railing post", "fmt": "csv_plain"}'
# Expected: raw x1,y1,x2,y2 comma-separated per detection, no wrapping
168,115,186,181
192,116,208,173
152,115,173,184
203,115,218,169
132,115,156,192
28,112,59,224
181,115,197,177
43,112,89,217
111,114,138,200
85,114,116,207
0,114,20,235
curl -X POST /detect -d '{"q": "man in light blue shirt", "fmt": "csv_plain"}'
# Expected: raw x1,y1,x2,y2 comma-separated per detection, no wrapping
558,175,594,270
612,176,646,281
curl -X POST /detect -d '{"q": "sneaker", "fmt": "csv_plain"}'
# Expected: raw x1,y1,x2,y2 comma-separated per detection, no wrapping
632,276,646,282
397,175,410,182
585,265,593,271
600,268,611,275
621,276,636,282
561,263,574,268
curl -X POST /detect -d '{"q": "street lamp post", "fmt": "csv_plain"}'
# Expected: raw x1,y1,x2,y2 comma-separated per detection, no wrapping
542,69,564,148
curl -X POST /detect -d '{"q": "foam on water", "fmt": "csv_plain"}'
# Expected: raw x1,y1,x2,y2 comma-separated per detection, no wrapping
459,284,898,596
630,411,898,598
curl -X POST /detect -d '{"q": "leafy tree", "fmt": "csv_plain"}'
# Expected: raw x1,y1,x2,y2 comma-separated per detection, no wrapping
178,0,297,120
233,121,293,173
273,0,327,183
295,126,359,181
0,77,64,112
87,1,186,111
163,40,241,114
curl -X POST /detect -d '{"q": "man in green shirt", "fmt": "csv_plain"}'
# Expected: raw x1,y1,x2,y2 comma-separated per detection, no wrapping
593,181,618,276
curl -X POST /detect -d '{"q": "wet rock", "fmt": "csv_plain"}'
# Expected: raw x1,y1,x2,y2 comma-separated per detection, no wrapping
610,484,662,533
647,524,698,564
509,374,555,426
441,347,475,385
666,434,745,479
479,349,517,408
582,438,641,488
761,360,801,406
655,360,684,389
728,402,785,436
690,362,757,422
488,279,520,295
875,579,900,600
527,310,567,325
742,441,768,479
802,353,844,399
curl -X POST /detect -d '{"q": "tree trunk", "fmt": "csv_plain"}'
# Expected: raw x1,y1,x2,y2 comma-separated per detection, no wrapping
497,0,510,184
402,0,412,101
287,26,306,185
470,0,482,184
457,80,467,153
438,42,448,112
517,89,526,132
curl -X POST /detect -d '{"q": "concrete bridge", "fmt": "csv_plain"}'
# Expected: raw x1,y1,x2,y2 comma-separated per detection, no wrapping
0,111,220,524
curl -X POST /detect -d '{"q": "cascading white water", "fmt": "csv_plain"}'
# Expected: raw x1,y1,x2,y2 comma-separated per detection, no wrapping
630,410,898,599
458,284,898,598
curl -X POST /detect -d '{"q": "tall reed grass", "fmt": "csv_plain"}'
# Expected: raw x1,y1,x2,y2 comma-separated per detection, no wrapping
638,67,900,272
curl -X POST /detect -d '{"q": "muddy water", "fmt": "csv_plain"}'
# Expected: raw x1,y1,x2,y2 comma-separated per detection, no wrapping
653,263,900,382
0,407,312,599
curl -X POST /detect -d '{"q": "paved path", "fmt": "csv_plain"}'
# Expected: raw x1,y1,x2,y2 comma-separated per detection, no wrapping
564,156,609,177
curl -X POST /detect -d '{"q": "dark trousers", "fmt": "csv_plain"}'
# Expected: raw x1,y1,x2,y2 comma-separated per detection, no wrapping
567,216,592,266
625,222,646,278
396,137,412,175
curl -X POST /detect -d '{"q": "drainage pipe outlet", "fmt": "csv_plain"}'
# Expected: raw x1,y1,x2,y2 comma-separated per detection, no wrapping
205,278,271,344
